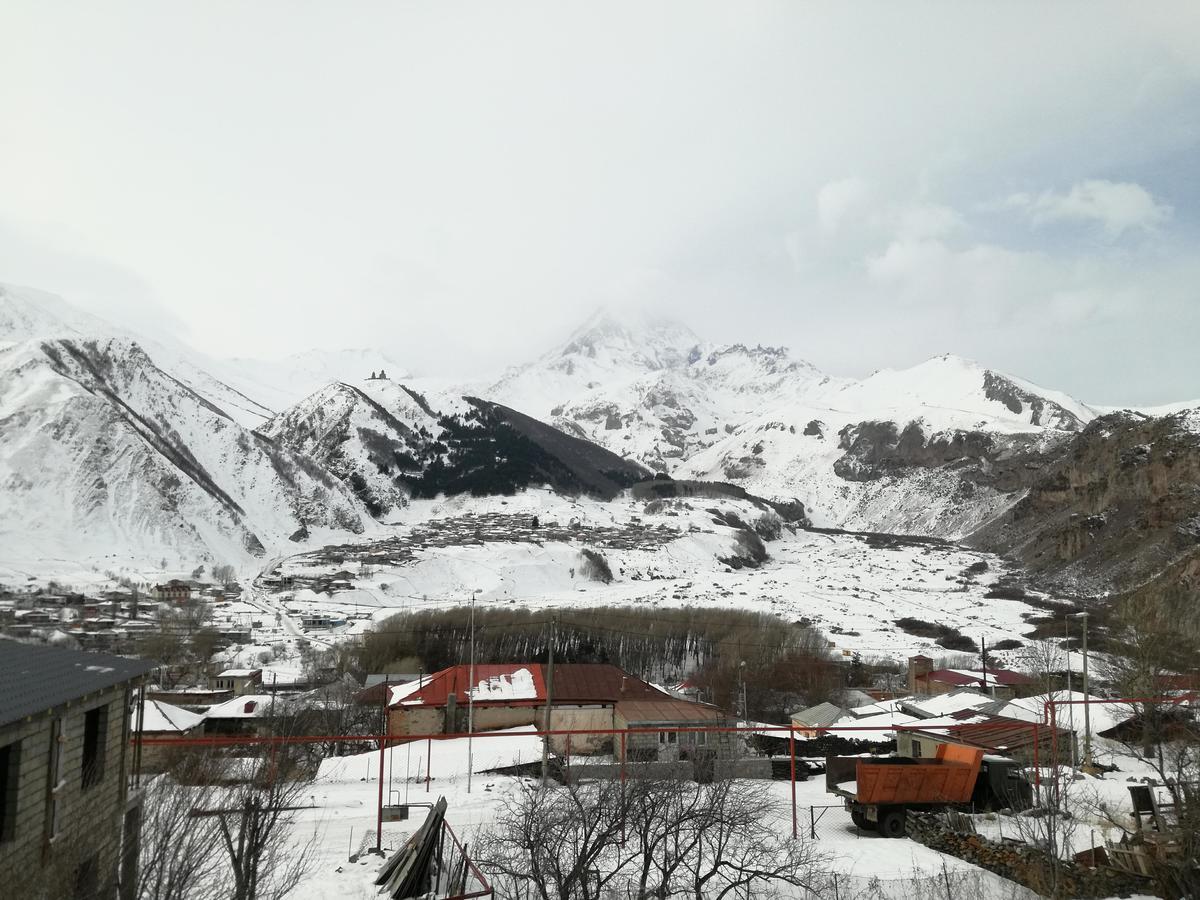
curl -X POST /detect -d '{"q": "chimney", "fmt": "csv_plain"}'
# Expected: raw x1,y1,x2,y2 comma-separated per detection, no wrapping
908,655,933,695
620,676,627,696
244,701,257,714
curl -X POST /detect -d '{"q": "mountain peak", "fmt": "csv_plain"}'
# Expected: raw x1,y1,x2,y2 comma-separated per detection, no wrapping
560,307,700,365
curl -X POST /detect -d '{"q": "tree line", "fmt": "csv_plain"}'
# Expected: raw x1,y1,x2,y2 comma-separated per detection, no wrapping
356,605,843,722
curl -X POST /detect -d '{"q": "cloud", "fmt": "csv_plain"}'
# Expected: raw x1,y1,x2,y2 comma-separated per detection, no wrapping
1005,180,1172,237
816,178,871,235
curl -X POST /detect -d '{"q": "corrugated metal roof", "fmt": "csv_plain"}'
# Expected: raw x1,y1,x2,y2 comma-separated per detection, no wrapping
387,663,666,709
615,699,731,723
924,668,1032,688
907,712,1069,752
0,640,155,729
791,701,845,728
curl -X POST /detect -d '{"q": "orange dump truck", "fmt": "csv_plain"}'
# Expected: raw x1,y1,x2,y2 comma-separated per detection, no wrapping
826,743,984,837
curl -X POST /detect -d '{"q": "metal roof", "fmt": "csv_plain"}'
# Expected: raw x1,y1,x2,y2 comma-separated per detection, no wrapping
906,711,1070,752
790,701,845,728
615,699,732,723
387,663,666,709
0,639,155,729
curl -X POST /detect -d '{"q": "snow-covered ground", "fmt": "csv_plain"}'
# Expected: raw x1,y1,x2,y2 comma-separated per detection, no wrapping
285,729,1042,900
234,491,1055,668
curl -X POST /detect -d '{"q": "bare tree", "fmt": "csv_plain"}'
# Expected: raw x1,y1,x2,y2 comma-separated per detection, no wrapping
476,776,641,900
135,767,226,900
476,773,828,900
208,750,318,900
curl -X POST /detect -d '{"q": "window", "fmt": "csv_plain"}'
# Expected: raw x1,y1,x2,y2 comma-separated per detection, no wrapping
658,730,677,745
912,739,923,758
0,741,20,843
695,730,707,746
82,705,108,790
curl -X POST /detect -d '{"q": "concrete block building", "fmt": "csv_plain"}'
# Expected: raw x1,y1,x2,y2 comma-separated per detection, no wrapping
0,641,154,899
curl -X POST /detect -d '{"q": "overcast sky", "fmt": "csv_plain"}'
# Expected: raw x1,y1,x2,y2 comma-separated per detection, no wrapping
2,2,1198,404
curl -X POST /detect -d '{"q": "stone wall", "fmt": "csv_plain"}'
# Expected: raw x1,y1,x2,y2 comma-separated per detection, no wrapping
906,813,1149,898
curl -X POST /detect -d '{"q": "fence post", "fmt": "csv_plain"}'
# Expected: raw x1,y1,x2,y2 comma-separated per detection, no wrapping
620,730,627,846
789,727,797,840
810,806,816,840
426,737,432,793
375,727,386,853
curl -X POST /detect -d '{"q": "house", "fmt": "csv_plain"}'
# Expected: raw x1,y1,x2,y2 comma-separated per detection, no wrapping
789,701,845,738
907,655,1032,700
615,698,740,766
151,580,192,604
899,688,995,720
0,641,155,899
209,668,263,695
300,613,344,630
202,694,277,736
387,663,673,753
131,699,204,772
896,709,1071,762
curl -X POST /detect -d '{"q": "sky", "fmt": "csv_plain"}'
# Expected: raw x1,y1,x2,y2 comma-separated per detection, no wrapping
1,1,1198,404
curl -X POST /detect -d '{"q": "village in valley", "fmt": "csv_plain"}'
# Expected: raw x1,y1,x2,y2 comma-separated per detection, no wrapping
2,495,1197,899
3,4,1200,897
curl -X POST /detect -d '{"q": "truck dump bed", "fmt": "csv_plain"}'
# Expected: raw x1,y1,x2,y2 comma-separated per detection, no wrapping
826,743,983,806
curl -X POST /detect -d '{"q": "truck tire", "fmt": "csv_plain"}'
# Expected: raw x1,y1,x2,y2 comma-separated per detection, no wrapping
878,807,906,838
851,810,874,830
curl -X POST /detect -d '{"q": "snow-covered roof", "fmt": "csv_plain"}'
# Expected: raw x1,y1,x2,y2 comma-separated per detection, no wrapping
987,691,1130,737
845,698,906,718
902,689,994,719
470,668,538,702
204,694,276,719
826,710,922,743
134,699,204,733
217,668,261,678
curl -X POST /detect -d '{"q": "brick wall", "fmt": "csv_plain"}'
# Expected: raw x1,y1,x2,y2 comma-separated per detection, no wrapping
0,684,133,899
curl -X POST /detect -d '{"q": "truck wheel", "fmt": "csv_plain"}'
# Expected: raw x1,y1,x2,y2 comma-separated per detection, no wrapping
851,810,874,830
878,808,906,838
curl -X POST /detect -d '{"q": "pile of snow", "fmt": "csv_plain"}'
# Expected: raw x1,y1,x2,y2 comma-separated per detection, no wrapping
470,668,538,701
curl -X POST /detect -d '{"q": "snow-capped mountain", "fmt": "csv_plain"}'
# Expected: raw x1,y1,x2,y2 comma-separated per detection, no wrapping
261,375,653,515
259,379,442,517
484,313,1100,537
488,309,843,473
0,283,407,429
0,331,369,570
217,348,410,416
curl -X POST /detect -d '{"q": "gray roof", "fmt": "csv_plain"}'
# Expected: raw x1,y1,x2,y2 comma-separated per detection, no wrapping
0,639,156,729
790,701,845,728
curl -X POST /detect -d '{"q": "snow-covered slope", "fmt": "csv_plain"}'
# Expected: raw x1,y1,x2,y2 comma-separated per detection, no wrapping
217,348,410,415
488,309,844,472
259,379,441,517
0,283,278,427
677,357,1097,537
0,334,369,569
825,355,1097,432
486,314,1098,537
261,376,653,510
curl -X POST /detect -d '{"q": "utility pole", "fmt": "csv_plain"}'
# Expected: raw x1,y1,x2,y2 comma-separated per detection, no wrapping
1065,618,1077,769
1077,612,1091,767
981,636,992,697
467,590,477,794
541,615,557,787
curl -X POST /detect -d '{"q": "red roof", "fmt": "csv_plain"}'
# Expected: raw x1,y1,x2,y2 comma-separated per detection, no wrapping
908,712,1067,752
388,663,665,709
922,668,1032,688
